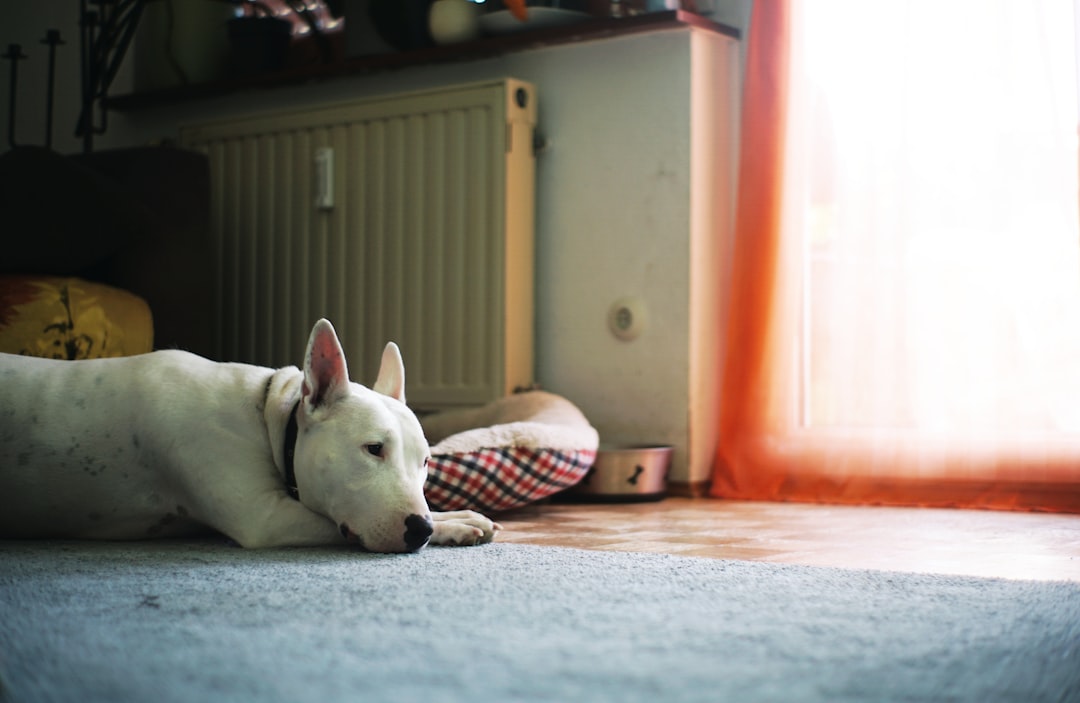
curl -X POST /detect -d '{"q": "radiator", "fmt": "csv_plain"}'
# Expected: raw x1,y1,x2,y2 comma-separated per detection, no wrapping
180,79,537,410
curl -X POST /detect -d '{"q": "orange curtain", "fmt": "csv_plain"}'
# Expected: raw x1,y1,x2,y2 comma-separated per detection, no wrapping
712,0,1080,512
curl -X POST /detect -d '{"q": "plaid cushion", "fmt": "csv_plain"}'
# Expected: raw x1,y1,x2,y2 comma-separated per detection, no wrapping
426,447,597,513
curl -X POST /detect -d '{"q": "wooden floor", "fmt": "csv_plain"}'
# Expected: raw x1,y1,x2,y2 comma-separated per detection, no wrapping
495,497,1080,582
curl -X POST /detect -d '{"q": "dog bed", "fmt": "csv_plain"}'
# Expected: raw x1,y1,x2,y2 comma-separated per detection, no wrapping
422,391,599,513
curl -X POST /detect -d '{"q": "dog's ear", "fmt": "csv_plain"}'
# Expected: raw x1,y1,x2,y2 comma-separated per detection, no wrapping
302,318,351,410
373,342,406,403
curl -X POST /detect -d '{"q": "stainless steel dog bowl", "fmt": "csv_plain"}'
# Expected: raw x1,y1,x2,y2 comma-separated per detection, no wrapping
559,444,673,502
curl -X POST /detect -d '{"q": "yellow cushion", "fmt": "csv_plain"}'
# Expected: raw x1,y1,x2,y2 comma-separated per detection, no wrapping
0,276,152,359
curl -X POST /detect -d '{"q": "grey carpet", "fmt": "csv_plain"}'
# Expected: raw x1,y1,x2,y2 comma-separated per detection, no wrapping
0,540,1077,703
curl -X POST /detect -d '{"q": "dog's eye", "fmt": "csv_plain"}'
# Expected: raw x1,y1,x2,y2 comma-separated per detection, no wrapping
364,443,384,458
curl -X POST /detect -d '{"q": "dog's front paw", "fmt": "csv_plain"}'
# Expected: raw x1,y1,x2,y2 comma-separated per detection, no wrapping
430,510,502,547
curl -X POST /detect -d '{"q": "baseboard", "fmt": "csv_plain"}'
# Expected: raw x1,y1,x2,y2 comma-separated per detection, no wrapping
667,480,712,498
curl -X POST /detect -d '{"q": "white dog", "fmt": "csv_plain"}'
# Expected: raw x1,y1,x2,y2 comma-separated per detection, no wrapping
0,319,500,553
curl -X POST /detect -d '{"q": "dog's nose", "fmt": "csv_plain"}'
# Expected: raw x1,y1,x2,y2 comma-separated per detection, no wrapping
403,513,434,551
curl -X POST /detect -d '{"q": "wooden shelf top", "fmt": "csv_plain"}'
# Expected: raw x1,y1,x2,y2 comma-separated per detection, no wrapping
107,10,738,112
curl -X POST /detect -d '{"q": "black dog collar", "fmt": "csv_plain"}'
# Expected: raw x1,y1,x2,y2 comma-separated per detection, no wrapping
283,400,301,500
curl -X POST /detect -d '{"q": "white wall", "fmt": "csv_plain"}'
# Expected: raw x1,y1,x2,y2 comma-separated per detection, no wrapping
2,11,740,486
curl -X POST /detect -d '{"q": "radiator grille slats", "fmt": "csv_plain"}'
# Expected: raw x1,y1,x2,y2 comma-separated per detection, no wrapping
181,80,536,410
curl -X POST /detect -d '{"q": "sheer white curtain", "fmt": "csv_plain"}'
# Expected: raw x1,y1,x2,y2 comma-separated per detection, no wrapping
796,1,1080,437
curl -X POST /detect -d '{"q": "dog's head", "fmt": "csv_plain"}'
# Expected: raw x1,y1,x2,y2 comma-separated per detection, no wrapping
293,319,433,553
